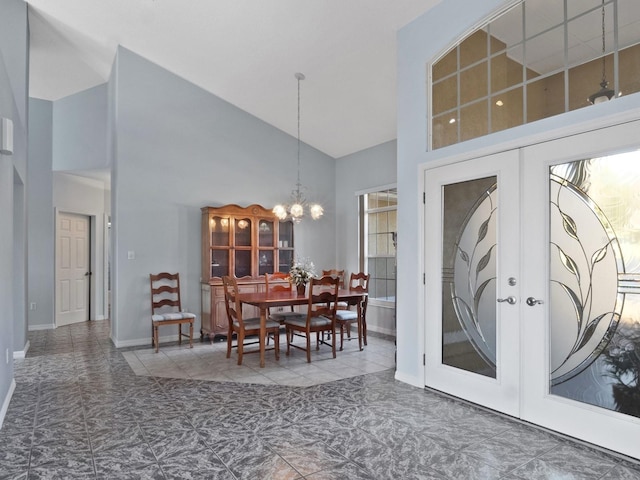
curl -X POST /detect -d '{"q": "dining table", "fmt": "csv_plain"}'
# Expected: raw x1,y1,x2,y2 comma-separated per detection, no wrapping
238,288,367,367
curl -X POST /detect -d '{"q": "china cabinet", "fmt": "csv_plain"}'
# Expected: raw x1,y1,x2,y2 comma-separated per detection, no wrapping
200,204,294,339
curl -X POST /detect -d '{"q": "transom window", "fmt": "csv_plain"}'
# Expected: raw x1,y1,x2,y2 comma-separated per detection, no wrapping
431,0,640,149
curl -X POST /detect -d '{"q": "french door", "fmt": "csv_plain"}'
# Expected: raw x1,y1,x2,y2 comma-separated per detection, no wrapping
424,121,640,459
424,150,521,416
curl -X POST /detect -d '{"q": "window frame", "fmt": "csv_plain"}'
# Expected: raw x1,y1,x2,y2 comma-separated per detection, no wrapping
358,185,397,308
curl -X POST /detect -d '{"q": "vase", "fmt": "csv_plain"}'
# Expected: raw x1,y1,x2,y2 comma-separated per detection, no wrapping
296,283,306,296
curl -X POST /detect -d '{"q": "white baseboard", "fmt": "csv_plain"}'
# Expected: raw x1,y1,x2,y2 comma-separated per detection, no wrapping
29,323,55,331
13,340,30,359
0,379,16,430
95,315,108,321
111,334,183,349
394,370,423,388
367,325,396,337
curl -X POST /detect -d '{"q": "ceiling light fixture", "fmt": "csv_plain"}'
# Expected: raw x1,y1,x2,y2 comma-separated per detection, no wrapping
588,0,615,105
273,73,323,224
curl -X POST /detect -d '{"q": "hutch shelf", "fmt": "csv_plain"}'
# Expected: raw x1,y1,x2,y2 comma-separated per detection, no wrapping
200,204,294,339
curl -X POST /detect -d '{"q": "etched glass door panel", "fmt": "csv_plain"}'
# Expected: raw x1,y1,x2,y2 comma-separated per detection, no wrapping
521,121,640,460
443,177,497,378
425,151,520,416
549,153,640,418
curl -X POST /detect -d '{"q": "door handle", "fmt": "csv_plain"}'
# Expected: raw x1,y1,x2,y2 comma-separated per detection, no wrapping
497,296,517,305
526,297,544,306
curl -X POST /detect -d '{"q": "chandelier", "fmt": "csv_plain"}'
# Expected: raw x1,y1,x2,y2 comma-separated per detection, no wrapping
588,0,615,105
273,73,323,224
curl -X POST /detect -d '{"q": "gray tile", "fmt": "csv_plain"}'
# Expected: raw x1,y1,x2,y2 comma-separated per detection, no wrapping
4,320,639,480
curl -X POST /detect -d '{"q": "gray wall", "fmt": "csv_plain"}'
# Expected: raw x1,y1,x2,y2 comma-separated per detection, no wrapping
110,47,337,346
28,93,111,330
0,0,28,425
53,83,109,172
336,140,397,335
27,98,54,330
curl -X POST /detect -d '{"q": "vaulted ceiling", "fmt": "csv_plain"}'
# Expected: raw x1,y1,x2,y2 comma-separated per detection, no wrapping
26,0,440,159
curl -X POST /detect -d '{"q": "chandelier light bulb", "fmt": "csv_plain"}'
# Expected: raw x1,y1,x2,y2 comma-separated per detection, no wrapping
310,204,324,220
273,204,287,220
290,203,304,218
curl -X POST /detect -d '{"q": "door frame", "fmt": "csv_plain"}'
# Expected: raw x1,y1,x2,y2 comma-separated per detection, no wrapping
420,117,640,460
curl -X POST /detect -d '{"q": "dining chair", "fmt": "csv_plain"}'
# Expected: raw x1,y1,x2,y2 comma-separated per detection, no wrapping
321,269,345,288
322,268,348,310
335,272,370,351
149,272,196,353
265,271,305,323
284,275,339,363
223,275,280,365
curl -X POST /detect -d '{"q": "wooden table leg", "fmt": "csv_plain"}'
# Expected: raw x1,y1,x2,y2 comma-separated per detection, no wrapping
357,300,363,351
259,306,266,367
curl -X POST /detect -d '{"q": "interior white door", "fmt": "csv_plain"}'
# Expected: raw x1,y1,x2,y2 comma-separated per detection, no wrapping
521,121,640,459
424,150,521,416
56,212,90,327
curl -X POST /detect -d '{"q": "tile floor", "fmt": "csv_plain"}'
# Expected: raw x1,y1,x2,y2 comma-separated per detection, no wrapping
2,320,640,479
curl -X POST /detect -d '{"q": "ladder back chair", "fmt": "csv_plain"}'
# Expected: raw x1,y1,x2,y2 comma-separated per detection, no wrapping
265,271,304,323
284,275,339,363
335,272,369,351
223,275,280,365
322,269,348,310
149,272,195,353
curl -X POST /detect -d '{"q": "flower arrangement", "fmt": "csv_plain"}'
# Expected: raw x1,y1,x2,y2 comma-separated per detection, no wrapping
289,257,316,286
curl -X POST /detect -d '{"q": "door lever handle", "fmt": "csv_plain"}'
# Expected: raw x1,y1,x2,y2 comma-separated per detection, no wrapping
497,296,517,305
526,297,544,306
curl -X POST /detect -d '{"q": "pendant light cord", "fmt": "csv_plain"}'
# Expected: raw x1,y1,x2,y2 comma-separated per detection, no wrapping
600,0,607,85
297,74,301,191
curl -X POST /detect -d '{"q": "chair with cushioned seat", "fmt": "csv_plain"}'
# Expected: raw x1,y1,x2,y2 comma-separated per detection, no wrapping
322,269,348,310
335,272,369,351
149,272,196,353
265,271,304,323
284,275,339,363
223,275,280,365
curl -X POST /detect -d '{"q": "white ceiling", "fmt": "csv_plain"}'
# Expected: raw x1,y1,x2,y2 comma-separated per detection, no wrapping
26,0,441,159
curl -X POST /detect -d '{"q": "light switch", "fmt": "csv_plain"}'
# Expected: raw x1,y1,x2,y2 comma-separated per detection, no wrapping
127,251,135,260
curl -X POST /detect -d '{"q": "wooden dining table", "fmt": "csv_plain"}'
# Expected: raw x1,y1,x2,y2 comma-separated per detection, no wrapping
238,288,366,367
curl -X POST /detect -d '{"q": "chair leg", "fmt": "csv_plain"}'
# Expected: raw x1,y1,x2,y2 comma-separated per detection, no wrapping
189,322,194,349
331,326,336,358
306,333,311,363
363,316,367,345
274,329,280,361
285,327,291,356
226,328,233,358
237,331,244,365
339,323,345,351
178,324,182,345
154,325,159,353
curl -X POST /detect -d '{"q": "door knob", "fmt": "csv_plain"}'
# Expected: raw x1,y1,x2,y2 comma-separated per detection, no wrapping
497,296,517,305
526,297,544,306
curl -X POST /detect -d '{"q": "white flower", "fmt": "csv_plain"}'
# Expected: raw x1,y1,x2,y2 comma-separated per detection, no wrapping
289,258,316,286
